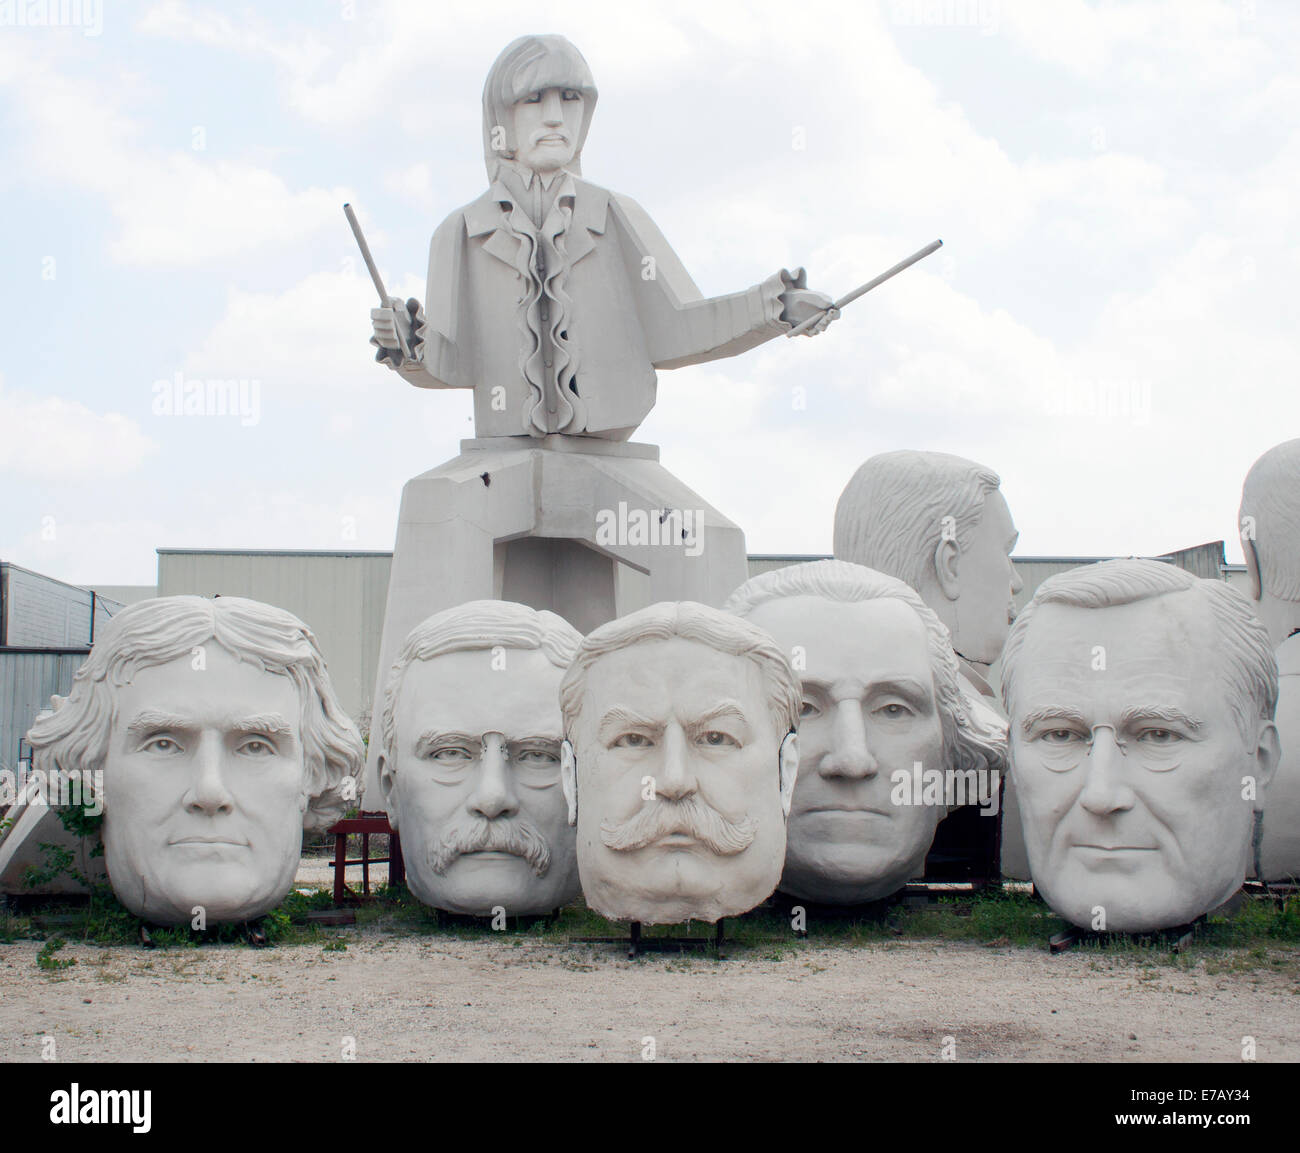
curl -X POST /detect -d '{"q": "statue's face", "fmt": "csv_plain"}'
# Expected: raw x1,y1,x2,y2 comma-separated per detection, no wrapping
952,489,1022,664
746,595,947,904
511,86,584,173
1009,595,1261,931
381,647,577,915
567,638,789,924
103,645,308,925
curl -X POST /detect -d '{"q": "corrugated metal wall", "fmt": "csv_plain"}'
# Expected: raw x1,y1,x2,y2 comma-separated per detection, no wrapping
157,550,392,732
0,650,88,773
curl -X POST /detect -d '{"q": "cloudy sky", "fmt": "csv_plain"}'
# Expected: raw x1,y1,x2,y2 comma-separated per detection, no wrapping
1,0,1296,586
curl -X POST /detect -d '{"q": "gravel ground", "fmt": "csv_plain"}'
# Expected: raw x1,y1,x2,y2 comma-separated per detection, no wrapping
2,933,1296,1062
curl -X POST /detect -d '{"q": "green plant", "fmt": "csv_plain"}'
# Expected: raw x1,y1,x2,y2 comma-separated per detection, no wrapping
36,937,75,971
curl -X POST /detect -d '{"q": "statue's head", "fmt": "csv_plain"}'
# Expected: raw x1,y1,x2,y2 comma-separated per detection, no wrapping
559,602,800,925
1001,559,1279,932
378,600,583,915
482,34,598,181
1240,438,1300,644
26,596,363,925
834,450,1022,665
726,560,1007,904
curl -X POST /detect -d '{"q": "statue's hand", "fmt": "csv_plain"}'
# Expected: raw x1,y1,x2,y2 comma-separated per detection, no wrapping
780,288,839,336
369,296,418,366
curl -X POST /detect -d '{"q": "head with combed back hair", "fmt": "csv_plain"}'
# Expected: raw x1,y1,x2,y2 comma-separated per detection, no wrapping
1240,441,1300,651
998,558,1279,933
725,560,1007,904
482,34,598,181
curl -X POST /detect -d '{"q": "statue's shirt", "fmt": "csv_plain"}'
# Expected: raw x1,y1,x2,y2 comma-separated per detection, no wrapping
406,172,794,440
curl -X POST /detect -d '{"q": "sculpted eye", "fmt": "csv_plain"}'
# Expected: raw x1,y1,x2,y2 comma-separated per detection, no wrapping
515,747,560,765
428,746,474,763
1138,728,1181,744
699,730,739,748
613,733,652,749
523,91,542,103
1040,729,1082,744
143,736,180,753
561,89,581,100
799,700,820,720
239,738,276,757
875,702,913,720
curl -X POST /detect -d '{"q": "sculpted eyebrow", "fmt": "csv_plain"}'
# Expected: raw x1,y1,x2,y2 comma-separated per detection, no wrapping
125,710,191,736
1119,705,1202,732
1020,706,1088,734
414,730,477,755
686,700,749,732
598,707,658,740
230,714,294,737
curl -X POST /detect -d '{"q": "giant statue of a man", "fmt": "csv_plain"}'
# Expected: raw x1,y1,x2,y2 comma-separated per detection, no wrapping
370,33,836,439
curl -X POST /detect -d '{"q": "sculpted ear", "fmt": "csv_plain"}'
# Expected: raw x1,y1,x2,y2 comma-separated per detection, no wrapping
377,753,398,831
1244,534,1263,602
778,731,799,819
561,739,577,826
934,535,961,601
1252,720,1280,810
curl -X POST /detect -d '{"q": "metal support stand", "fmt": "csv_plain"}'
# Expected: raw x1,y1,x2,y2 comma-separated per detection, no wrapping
1049,917,1204,954
620,919,727,958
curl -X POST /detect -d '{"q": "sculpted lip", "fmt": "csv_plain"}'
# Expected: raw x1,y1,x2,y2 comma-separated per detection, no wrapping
169,836,250,847
801,804,890,817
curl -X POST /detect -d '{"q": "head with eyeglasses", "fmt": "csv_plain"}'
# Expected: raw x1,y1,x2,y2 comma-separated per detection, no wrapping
1000,558,1278,932
378,600,583,915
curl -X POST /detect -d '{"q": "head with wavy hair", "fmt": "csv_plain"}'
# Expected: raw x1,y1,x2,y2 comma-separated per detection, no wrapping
26,595,364,924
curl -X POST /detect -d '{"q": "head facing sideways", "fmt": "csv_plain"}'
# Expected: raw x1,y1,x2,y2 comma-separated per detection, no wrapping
378,600,582,915
726,560,1007,904
482,34,598,182
26,596,363,925
833,450,1022,665
1240,438,1300,646
1000,558,1278,932
558,601,800,925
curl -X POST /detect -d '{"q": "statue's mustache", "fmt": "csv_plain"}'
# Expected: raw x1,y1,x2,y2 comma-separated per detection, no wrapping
599,796,757,855
429,815,551,876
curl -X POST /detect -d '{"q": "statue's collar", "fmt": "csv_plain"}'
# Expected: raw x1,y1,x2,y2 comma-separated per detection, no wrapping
465,175,608,243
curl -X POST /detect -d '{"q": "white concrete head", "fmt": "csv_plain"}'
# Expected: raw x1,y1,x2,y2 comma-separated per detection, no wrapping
833,450,1022,666
1001,559,1279,932
482,34,598,182
726,560,1007,904
558,602,800,924
1240,438,1300,647
25,596,364,925
378,600,583,915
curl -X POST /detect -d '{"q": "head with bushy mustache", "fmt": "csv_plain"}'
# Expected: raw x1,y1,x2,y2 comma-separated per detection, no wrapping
559,601,800,926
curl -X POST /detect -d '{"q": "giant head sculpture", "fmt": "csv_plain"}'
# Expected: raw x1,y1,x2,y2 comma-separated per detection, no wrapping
1239,438,1300,880
726,560,1007,904
1001,559,1279,932
378,600,583,915
481,34,598,182
26,596,363,925
834,450,1022,669
559,602,800,924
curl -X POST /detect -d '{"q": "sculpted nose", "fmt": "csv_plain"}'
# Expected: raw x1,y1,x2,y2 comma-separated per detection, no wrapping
1078,727,1135,817
819,699,877,779
467,733,519,820
1009,559,1024,596
656,725,698,801
541,88,563,125
184,733,234,816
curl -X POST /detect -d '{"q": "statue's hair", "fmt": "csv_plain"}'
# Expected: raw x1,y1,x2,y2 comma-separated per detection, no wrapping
380,600,582,771
559,601,801,743
1000,558,1278,739
25,596,364,830
482,34,598,181
1240,439,1300,600
725,560,1007,777
833,450,1002,593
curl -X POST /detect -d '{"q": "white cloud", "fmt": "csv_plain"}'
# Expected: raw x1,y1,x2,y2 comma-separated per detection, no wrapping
0,379,157,479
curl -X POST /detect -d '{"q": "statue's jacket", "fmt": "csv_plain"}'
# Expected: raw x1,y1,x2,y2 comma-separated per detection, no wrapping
404,174,793,441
